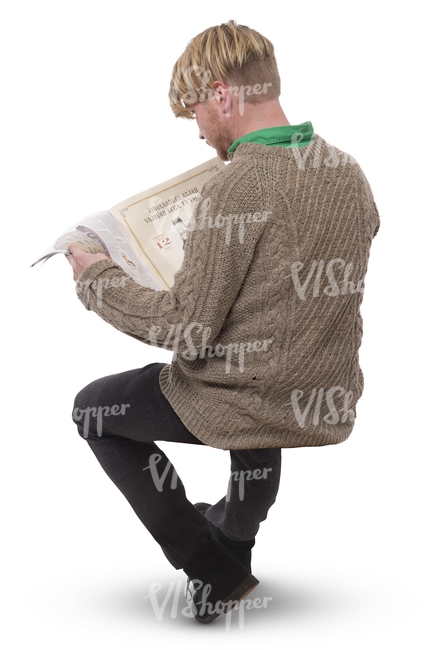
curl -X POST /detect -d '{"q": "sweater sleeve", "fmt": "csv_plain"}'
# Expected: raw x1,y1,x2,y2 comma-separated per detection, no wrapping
74,164,268,356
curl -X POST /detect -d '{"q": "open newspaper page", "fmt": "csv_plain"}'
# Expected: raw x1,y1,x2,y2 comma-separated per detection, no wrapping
31,157,225,290
109,157,225,290
31,211,161,290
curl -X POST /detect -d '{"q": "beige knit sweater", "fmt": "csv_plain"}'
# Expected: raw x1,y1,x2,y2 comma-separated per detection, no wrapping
75,134,380,450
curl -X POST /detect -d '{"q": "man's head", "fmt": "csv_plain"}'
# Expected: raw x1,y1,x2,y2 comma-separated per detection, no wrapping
169,20,282,160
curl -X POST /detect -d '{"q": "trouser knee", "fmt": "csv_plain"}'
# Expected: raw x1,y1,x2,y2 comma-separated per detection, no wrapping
72,386,103,440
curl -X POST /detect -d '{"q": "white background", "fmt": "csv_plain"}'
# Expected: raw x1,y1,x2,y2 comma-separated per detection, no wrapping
1,0,444,647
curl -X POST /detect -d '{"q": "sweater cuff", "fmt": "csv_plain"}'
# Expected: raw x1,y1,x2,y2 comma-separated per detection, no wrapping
75,258,127,310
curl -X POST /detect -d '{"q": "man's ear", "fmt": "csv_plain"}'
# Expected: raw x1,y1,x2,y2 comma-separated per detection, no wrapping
212,81,232,115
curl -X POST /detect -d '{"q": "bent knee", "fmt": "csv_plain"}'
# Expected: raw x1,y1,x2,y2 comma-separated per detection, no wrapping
72,387,101,440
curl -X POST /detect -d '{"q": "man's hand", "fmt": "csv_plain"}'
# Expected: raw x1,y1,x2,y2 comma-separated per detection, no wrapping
66,245,108,282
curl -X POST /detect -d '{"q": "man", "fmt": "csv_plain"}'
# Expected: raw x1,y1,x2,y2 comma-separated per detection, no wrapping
68,20,380,624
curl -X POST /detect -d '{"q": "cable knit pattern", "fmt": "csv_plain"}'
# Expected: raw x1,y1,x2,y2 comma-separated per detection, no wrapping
75,134,380,450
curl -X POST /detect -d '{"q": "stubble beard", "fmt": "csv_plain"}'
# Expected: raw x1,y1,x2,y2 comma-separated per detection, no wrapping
206,106,231,162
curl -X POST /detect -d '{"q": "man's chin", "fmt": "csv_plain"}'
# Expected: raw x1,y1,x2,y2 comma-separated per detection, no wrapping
216,150,229,162
206,140,229,162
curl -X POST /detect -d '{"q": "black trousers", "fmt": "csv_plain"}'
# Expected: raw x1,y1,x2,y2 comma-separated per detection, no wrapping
72,362,281,570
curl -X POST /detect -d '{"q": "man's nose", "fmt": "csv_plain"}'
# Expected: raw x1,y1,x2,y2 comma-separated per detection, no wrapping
199,132,205,140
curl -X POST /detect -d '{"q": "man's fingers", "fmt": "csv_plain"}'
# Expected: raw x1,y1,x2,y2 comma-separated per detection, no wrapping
66,245,81,280
66,245,78,263
66,244,107,282
68,245,81,256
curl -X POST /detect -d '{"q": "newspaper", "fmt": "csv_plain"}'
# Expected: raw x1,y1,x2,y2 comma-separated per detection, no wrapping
31,157,226,290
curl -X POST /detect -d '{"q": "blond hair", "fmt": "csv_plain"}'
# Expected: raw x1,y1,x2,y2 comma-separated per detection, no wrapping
169,20,281,119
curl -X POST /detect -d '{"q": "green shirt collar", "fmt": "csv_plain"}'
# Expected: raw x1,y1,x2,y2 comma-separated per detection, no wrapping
227,121,314,153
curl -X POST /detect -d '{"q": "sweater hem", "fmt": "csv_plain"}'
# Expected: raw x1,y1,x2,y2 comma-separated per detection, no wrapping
158,365,354,451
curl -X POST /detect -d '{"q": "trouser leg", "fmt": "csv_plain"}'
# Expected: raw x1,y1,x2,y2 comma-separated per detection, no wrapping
205,448,282,541
72,362,211,569
72,361,282,567
84,436,212,568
